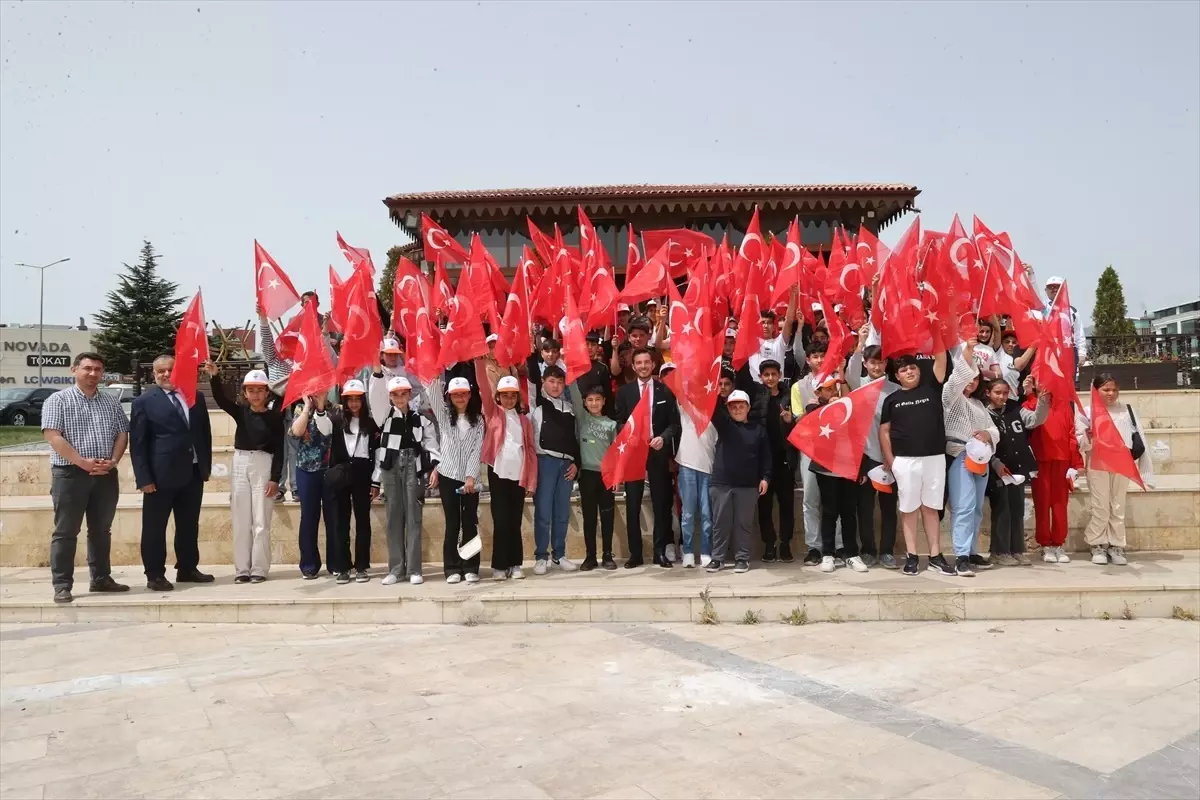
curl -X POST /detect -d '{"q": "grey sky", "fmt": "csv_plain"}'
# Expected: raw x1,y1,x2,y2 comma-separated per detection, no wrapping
2,1,1197,330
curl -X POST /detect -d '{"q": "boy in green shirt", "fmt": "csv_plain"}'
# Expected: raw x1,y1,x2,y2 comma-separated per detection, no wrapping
570,383,618,570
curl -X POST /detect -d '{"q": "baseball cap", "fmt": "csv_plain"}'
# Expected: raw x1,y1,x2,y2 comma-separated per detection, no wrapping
867,465,895,494
1045,275,1064,286
659,362,676,375
965,438,993,475
381,337,402,354
646,298,658,306
617,303,631,313
811,302,823,312
387,376,412,393
817,373,839,389
341,379,366,396
497,376,520,393
242,369,269,387
486,333,499,343
447,377,472,394
725,327,737,338
727,390,750,405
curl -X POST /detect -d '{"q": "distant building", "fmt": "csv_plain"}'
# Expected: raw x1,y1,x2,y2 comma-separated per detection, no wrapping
0,324,97,387
1147,300,1200,337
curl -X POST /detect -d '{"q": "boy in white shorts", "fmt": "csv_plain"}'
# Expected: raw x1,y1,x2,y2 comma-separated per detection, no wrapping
879,352,954,576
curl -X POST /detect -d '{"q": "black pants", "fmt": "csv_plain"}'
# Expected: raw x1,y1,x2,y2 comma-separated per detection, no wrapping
856,480,897,558
624,459,672,561
989,481,1026,555
440,476,480,576
815,473,859,558
50,467,119,591
488,467,525,571
757,455,795,547
332,459,373,573
140,465,205,579
578,468,614,559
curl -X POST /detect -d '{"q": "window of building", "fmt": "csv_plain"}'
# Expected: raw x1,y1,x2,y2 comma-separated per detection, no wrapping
480,226,507,267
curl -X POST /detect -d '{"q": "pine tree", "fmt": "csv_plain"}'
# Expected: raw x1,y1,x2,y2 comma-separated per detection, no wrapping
1091,265,1137,361
377,245,406,314
92,241,185,373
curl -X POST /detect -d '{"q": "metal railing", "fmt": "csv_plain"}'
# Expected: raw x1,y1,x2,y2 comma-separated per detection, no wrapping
1085,333,1198,388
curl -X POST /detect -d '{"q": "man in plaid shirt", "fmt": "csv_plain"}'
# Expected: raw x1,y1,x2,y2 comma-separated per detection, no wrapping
41,352,131,604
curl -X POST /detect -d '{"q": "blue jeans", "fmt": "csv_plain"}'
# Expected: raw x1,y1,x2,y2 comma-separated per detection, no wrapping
678,467,712,557
534,455,572,561
296,468,336,575
946,453,986,557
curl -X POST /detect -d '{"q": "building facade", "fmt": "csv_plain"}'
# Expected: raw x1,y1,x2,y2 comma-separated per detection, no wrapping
0,325,97,387
1147,300,1200,337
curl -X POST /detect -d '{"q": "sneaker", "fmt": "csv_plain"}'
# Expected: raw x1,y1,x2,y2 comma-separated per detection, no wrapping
274,492,286,503
446,574,463,584
682,553,695,569
847,556,869,573
1055,547,1071,564
779,543,794,563
1043,547,1059,563
928,554,956,576
553,558,578,573
1108,547,1128,566
733,559,749,574
534,559,549,576
665,544,678,563
968,554,993,570
355,570,370,583
803,549,822,566
409,574,424,585
580,556,598,572
705,559,725,573
819,556,836,573
492,568,508,581
336,572,351,585
290,492,299,503
991,554,1020,567
53,587,73,603
249,576,267,584
464,573,480,584
1091,546,1108,565
833,556,846,568
700,554,713,568
860,554,877,567
902,554,920,576
955,556,975,577
1014,553,1033,566
510,567,525,580
234,575,251,584
761,545,777,563
382,573,400,586
601,555,618,570
879,554,899,570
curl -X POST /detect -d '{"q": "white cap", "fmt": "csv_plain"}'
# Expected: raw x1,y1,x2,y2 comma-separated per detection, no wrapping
387,376,412,393
834,304,845,313
725,328,737,337
618,303,631,312
341,379,366,396
659,362,676,375
965,438,993,475
242,369,269,387
727,390,750,405
811,302,823,312
496,375,520,392
867,465,895,493
1045,275,1064,286
447,377,472,394
381,337,402,354
646,298,658,306
486,333,499,343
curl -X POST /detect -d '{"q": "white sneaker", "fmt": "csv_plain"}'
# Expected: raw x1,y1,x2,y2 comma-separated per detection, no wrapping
510,566,525,580
533,559,548,576
492,569,508,581
1043,548,1059,564
1091,546,1108,565
847,556,869,573
446,574,462,584
820,556,836,573
1056,547,1071,564
682,553,695,569
464,573,480,584
665,544,678,563
1108,547,1128,566
554,558,578,572
700,554,712,568
381,573,399,586
409,574,424,585
833,557,846,568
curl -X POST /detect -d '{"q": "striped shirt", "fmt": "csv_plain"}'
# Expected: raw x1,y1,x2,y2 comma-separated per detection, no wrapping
40,385,129,466
427,377,484,482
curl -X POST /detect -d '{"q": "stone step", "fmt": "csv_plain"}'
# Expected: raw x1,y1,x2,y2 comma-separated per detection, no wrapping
1,556,1196,624
2,475,1197,569
3,427,1198,498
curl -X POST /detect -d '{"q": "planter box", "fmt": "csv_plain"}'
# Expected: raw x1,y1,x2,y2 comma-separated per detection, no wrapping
1082,361,1180,390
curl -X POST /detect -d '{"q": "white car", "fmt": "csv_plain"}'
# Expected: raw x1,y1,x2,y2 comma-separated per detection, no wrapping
101,384,136,417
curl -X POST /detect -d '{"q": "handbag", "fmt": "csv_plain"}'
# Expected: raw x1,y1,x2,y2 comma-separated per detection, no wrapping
326,426,363,491
1127,405,1146,461
456,486,483,560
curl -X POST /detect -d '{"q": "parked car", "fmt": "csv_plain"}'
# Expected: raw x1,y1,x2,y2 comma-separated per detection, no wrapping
101,384,136,417
0,387,56,426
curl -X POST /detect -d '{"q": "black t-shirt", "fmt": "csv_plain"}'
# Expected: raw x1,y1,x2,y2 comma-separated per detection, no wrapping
880,382,945,457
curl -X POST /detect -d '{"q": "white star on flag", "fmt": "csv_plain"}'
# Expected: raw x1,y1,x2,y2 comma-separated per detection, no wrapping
972,259,983,269
267,279,280,290
925,311,940,323
681,322,693,335
617,443,626,453
416,335,424,346
819,424,834,438
865,256,875,265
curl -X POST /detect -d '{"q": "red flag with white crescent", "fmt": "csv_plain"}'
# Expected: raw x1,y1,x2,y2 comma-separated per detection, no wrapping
391,256,426,339
876,218,929,360
855,224,888,288
283,302,337,407
563,290,591,384
770,218,803,308
641,228,715,279
601,388,652,489
254,240,302,320
433,254,456,315
336,270,384,382
496,257,533,369
1031,280,1076,405
624,223,644,289
336,232,374,275
1088,386,1145,489
409,289,442,386
619,240,670,304
813,297,851,385
441,294,489,368
827,243,865,330
327,266,349,335
527,218,557,267
787,379,885,480
421,214,469,265
583,265,620,332
664,279,720,434
170,290,209,408
273,313,303,362
464,234,501,331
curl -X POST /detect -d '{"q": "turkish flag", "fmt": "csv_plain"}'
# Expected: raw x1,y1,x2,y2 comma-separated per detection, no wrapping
171,290,209,408
814,297,851,384
732,280,762,371
254,241,302,320
1007,252,1045,346
409,294,442,385
620,240,670,304
583,265,620,332
529,243,567,328
624,223,644,289
770,218,802,308
827,244,866,330
921,242,968,353
283,302,337,407
391,256,426,339
977,252,1019,320
464,234,501,331
876,218,929,359
497,257,533,369
336,232,374,275
527,217,557,267
273,314,303,362
641,228,715,279
682,251,715,337
441,294,488,368
422,213,470,265
562,290,591,383
973,216,1016,276
788,379,885,480
1032,280,1076,404
664,279,720,434
433,254,456,315
856,224,889,288
327,266,349,335
336,269,384,382
1088,386,1145,489
601,387,652,489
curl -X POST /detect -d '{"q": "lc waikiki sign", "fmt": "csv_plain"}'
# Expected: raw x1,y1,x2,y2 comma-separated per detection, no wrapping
0,326,95,386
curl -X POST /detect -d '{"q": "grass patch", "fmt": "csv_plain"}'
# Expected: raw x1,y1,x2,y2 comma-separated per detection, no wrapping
741,609,762,625
697,585,720,625
1099,611,1112,621
781,606,809,626
1171,606,1197,621
1121,602,1135,621
0,428,44,448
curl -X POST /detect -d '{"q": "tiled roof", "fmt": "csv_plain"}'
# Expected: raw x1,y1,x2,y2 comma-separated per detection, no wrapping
385,183,918,205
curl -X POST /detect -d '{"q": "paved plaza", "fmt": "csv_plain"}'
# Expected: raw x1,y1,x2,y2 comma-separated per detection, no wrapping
0,618,1197,799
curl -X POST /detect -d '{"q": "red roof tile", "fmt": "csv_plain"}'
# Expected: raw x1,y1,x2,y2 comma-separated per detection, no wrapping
385,183,918,205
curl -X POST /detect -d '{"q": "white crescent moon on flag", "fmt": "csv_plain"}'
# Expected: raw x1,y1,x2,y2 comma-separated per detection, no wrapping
1046,349,1065,378
426,229,453,252
347,306,370,339
839,263,861,292
693,307,708,338
918,280,940,307
293,333,310,370
398,275,418,298
783,242,802,272
740,232,763,260
819,396,854,427
949,238,972,272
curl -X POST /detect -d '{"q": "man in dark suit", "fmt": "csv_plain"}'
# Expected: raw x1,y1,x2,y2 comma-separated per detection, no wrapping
614,347,681,569
130,354,214,591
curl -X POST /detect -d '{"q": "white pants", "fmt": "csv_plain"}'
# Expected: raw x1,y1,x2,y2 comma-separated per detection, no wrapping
1084,470,1130,548
232,450,274,577
892,455,946,514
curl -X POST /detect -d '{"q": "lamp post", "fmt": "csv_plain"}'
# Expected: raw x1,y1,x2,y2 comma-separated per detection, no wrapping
15,258,71,386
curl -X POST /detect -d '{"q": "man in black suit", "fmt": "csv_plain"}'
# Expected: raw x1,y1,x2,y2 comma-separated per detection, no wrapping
130,354,214,591
614,347,681,569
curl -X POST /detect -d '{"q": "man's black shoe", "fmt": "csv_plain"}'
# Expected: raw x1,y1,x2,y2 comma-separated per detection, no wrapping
654,554,673,569
579,556,599,572
175,569,214,583
779,543,794,563
761,545,777,563
89,576,129,593
803,549,822,566
53,588,74,604
624,559,643,569
601,555,618,570
234,575,251,584
146,577,175,592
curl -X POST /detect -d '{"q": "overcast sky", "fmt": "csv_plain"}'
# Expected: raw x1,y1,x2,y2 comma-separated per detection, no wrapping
2,1,1197,330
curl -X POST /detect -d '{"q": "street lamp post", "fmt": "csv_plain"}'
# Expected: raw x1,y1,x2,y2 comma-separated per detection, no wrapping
15,258,71,386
